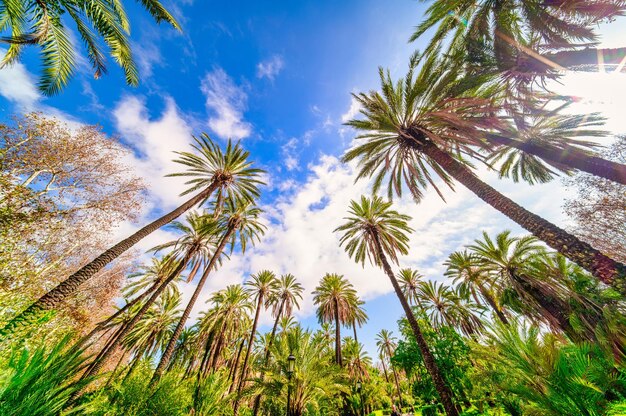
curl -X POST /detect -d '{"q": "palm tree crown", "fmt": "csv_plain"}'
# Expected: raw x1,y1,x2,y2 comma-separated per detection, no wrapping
0,0,180,95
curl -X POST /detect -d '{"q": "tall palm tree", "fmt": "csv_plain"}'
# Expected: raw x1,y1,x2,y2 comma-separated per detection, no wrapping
335,195,460,416
0,0,181,95
375,329,402,407
252,274,304,416
343,58,626,294
445,250,510,325
1,135,265,337
312,273,358,367
232,270,278,415
151,201,266,386
348,295,368,344
469,231,580,339
343,337,372,382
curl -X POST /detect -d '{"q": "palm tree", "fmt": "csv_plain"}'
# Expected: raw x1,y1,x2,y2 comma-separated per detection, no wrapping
335,195,460,416
411,0,626,74
469,231,581,339
397,268,426,309
312,273,358,367
151,201,266,386
416,280,485,336
1,135,264,337
343,58,626,293
445,250,509,325
0,0,180,95
232,270,278,414
376,329,402,407
252,274,304,416
348,295,368,344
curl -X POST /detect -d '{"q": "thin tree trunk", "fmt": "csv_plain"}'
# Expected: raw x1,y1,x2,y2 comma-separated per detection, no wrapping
150,228,234,387
417,140,626,294
229,338,246,390
486,133,626,185
387,345,402,407
353,319,359,344
233,292,264,416
478,284,509,325
335,299,342,366
0,183,218,338
252,298,286,416
381,359,390,383
373,234,460,416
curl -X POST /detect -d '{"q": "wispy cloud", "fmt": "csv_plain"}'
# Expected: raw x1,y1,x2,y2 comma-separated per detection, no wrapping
256,55,284,81
201,67,252,139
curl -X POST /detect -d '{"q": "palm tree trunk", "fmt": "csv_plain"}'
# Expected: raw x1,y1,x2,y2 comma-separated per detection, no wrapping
0,183,219,338
373,233,460,416
335,299,343,366
478,284,509,325
486,133,626,185
542,47,626,72
229,338,246,390
352,319,359,344
150,228,234,387
381,359,390,383
417,140,626,294
252,298,286,416
233,292,264,416
387,345,403,407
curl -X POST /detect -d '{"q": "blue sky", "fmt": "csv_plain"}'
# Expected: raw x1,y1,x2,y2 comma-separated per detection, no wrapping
1,0,625,357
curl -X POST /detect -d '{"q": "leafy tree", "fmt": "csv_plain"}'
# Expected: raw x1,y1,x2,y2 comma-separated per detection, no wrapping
1,134,264,338
336,195,460,416
0,0,180,95
343,56,626,292
376,329,402,406
392,317,472,410
564,136,626,263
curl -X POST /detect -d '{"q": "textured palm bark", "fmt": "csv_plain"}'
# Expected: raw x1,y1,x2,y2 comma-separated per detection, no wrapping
150,228,233,387
418,140,626,294
335,299,343,366
0,183,218,338
381,359,390,383
486,133,626,185
374,235,460,416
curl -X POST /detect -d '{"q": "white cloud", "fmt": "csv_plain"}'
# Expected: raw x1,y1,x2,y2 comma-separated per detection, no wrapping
341,96,361,123
256,55,284,81
201,68,252,139
113,95,194,210
0,50,41,110
282,137,300,171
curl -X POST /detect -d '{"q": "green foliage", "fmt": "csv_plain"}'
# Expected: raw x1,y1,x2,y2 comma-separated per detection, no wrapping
0,334,94,415
473,321,626,416
392,315,471,406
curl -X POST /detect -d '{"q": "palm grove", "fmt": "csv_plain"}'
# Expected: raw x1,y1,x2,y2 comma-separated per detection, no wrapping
1,0,626,415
